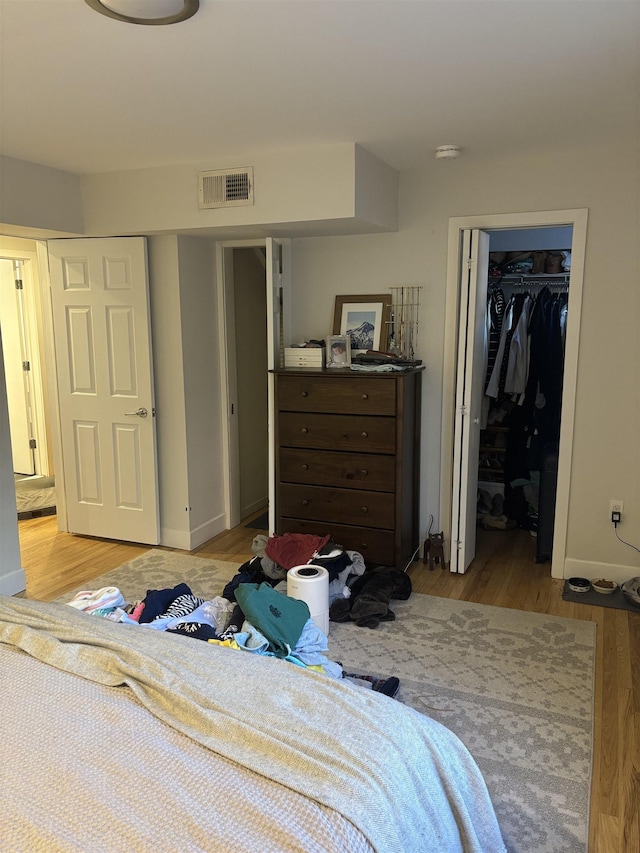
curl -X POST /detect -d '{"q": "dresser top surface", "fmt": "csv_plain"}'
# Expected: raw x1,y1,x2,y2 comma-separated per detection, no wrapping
273,366,425,378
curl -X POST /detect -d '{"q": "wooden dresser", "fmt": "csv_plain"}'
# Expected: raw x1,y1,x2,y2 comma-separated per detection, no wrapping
274,367,423,568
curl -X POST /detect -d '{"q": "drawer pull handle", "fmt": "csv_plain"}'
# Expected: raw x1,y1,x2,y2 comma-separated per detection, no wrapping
301,427,308,434
301,463,309,470
361,506,368,514
360,469,368,476
361,393,368,400
302,499,309,506
361,431,368,438
301,391,308,397
360,542,368,550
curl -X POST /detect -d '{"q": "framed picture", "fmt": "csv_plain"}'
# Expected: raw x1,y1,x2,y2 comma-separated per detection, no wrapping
333,294,392,353
325,334,352,368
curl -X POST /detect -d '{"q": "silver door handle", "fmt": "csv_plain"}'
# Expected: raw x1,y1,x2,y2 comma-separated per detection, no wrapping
125,407,148,418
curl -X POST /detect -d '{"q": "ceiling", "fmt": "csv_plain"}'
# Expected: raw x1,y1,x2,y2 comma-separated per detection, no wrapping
0,0,638,177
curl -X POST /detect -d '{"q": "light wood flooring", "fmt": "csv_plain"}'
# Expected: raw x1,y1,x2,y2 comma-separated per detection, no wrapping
16,513,640,853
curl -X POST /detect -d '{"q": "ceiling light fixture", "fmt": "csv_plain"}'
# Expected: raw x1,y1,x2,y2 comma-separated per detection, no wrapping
84,0,199,25
435,145,461,160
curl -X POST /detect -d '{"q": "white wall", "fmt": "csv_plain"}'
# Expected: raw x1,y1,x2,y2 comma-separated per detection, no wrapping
176,235,225,546
80,144,398,238
289,140,640,577
0,156,84,237
147,235,225,550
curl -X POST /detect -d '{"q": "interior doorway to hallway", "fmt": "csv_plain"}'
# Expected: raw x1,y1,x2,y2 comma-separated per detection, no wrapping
219,245,269,527
0,240,55,527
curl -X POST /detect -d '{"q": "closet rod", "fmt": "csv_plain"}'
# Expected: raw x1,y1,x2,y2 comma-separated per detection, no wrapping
490,274,569,291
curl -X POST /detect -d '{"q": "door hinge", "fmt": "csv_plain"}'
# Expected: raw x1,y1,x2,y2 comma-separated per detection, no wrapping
15,279,23,290
29,438,37,449
459,404,467,416
22,360,30,372
467,258,473,270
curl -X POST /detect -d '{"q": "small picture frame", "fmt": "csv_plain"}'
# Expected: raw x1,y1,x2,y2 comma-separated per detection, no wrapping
333,294,392,354
325,334,352,368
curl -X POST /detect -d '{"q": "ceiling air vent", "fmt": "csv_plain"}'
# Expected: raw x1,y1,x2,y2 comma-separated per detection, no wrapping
198,167,254,209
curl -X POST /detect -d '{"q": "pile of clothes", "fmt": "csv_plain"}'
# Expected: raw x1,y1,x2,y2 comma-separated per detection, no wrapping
66,532,408,698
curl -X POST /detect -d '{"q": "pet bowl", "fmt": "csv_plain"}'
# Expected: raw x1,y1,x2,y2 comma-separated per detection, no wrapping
621,577,640,608
567,577,590,593
591,578,618,595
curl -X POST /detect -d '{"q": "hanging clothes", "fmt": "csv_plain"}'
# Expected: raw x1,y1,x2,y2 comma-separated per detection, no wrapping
501,287,567,520
504,294,533,396
484,287,505,390
485,293,527,400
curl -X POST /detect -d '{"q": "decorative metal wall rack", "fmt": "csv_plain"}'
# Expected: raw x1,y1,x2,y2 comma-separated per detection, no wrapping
387,286,422,359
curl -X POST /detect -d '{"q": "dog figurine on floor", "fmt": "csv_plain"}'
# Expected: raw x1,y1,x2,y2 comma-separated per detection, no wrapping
422,515,447,570
427,531,446,571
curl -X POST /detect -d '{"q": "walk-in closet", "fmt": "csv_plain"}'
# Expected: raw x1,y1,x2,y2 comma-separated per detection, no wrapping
476,227,572,564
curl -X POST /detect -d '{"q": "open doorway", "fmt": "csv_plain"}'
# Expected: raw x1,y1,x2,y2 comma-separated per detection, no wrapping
218,244,269,532
0,243,56,520
477,226,572,561
442,209,588,580
229,247,269,524
217,237,291,536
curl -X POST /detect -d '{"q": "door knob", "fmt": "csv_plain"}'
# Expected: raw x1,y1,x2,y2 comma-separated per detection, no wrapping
124,407,148,418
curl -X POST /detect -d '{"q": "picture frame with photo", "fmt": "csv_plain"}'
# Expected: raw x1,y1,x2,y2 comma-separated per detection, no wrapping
325,334,352,368
333,294,392,354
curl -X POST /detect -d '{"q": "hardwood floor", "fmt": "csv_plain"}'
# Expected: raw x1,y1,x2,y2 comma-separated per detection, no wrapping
16,514,640,853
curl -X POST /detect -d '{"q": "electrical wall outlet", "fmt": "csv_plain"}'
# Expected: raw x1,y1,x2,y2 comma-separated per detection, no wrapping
609,500,624,522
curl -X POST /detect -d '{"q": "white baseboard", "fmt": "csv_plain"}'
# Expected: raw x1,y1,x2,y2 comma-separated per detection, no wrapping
1,567,27,596
240,497,268,519
564,558,638,586
160,513,227,552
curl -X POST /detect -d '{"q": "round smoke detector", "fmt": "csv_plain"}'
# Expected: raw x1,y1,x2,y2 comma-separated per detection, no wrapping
435,145,461,159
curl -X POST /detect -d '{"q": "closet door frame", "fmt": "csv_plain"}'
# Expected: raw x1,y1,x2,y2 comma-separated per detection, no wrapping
440,209,588,580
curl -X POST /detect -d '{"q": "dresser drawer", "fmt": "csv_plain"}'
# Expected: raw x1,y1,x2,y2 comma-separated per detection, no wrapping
279,483,395,529
277,517,396,566
279,448,395,492
278,413,395,454
277,374,396,416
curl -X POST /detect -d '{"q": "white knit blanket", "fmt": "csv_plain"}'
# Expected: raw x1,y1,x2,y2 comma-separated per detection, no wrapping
0,595,506,853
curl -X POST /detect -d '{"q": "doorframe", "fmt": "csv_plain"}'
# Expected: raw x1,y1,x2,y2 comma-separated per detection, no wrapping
0,248,52,478
35,240,67,528
440,208,588,579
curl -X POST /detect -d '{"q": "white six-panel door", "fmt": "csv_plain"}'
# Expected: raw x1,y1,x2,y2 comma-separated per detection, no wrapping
47,237,159,544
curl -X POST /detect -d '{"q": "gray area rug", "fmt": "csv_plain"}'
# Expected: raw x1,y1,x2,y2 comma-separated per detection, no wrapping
14,475,56,519
56,548,595,853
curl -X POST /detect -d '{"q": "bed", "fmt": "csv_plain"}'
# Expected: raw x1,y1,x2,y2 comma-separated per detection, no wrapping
0,594,506,853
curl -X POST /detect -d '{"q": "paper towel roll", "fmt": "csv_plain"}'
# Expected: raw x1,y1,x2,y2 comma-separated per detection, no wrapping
287,565,329,636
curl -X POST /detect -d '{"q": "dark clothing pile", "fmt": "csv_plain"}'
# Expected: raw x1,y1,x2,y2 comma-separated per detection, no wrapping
329,567,412,629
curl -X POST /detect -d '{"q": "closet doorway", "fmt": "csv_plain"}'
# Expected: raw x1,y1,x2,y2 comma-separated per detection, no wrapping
441,209,588,580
